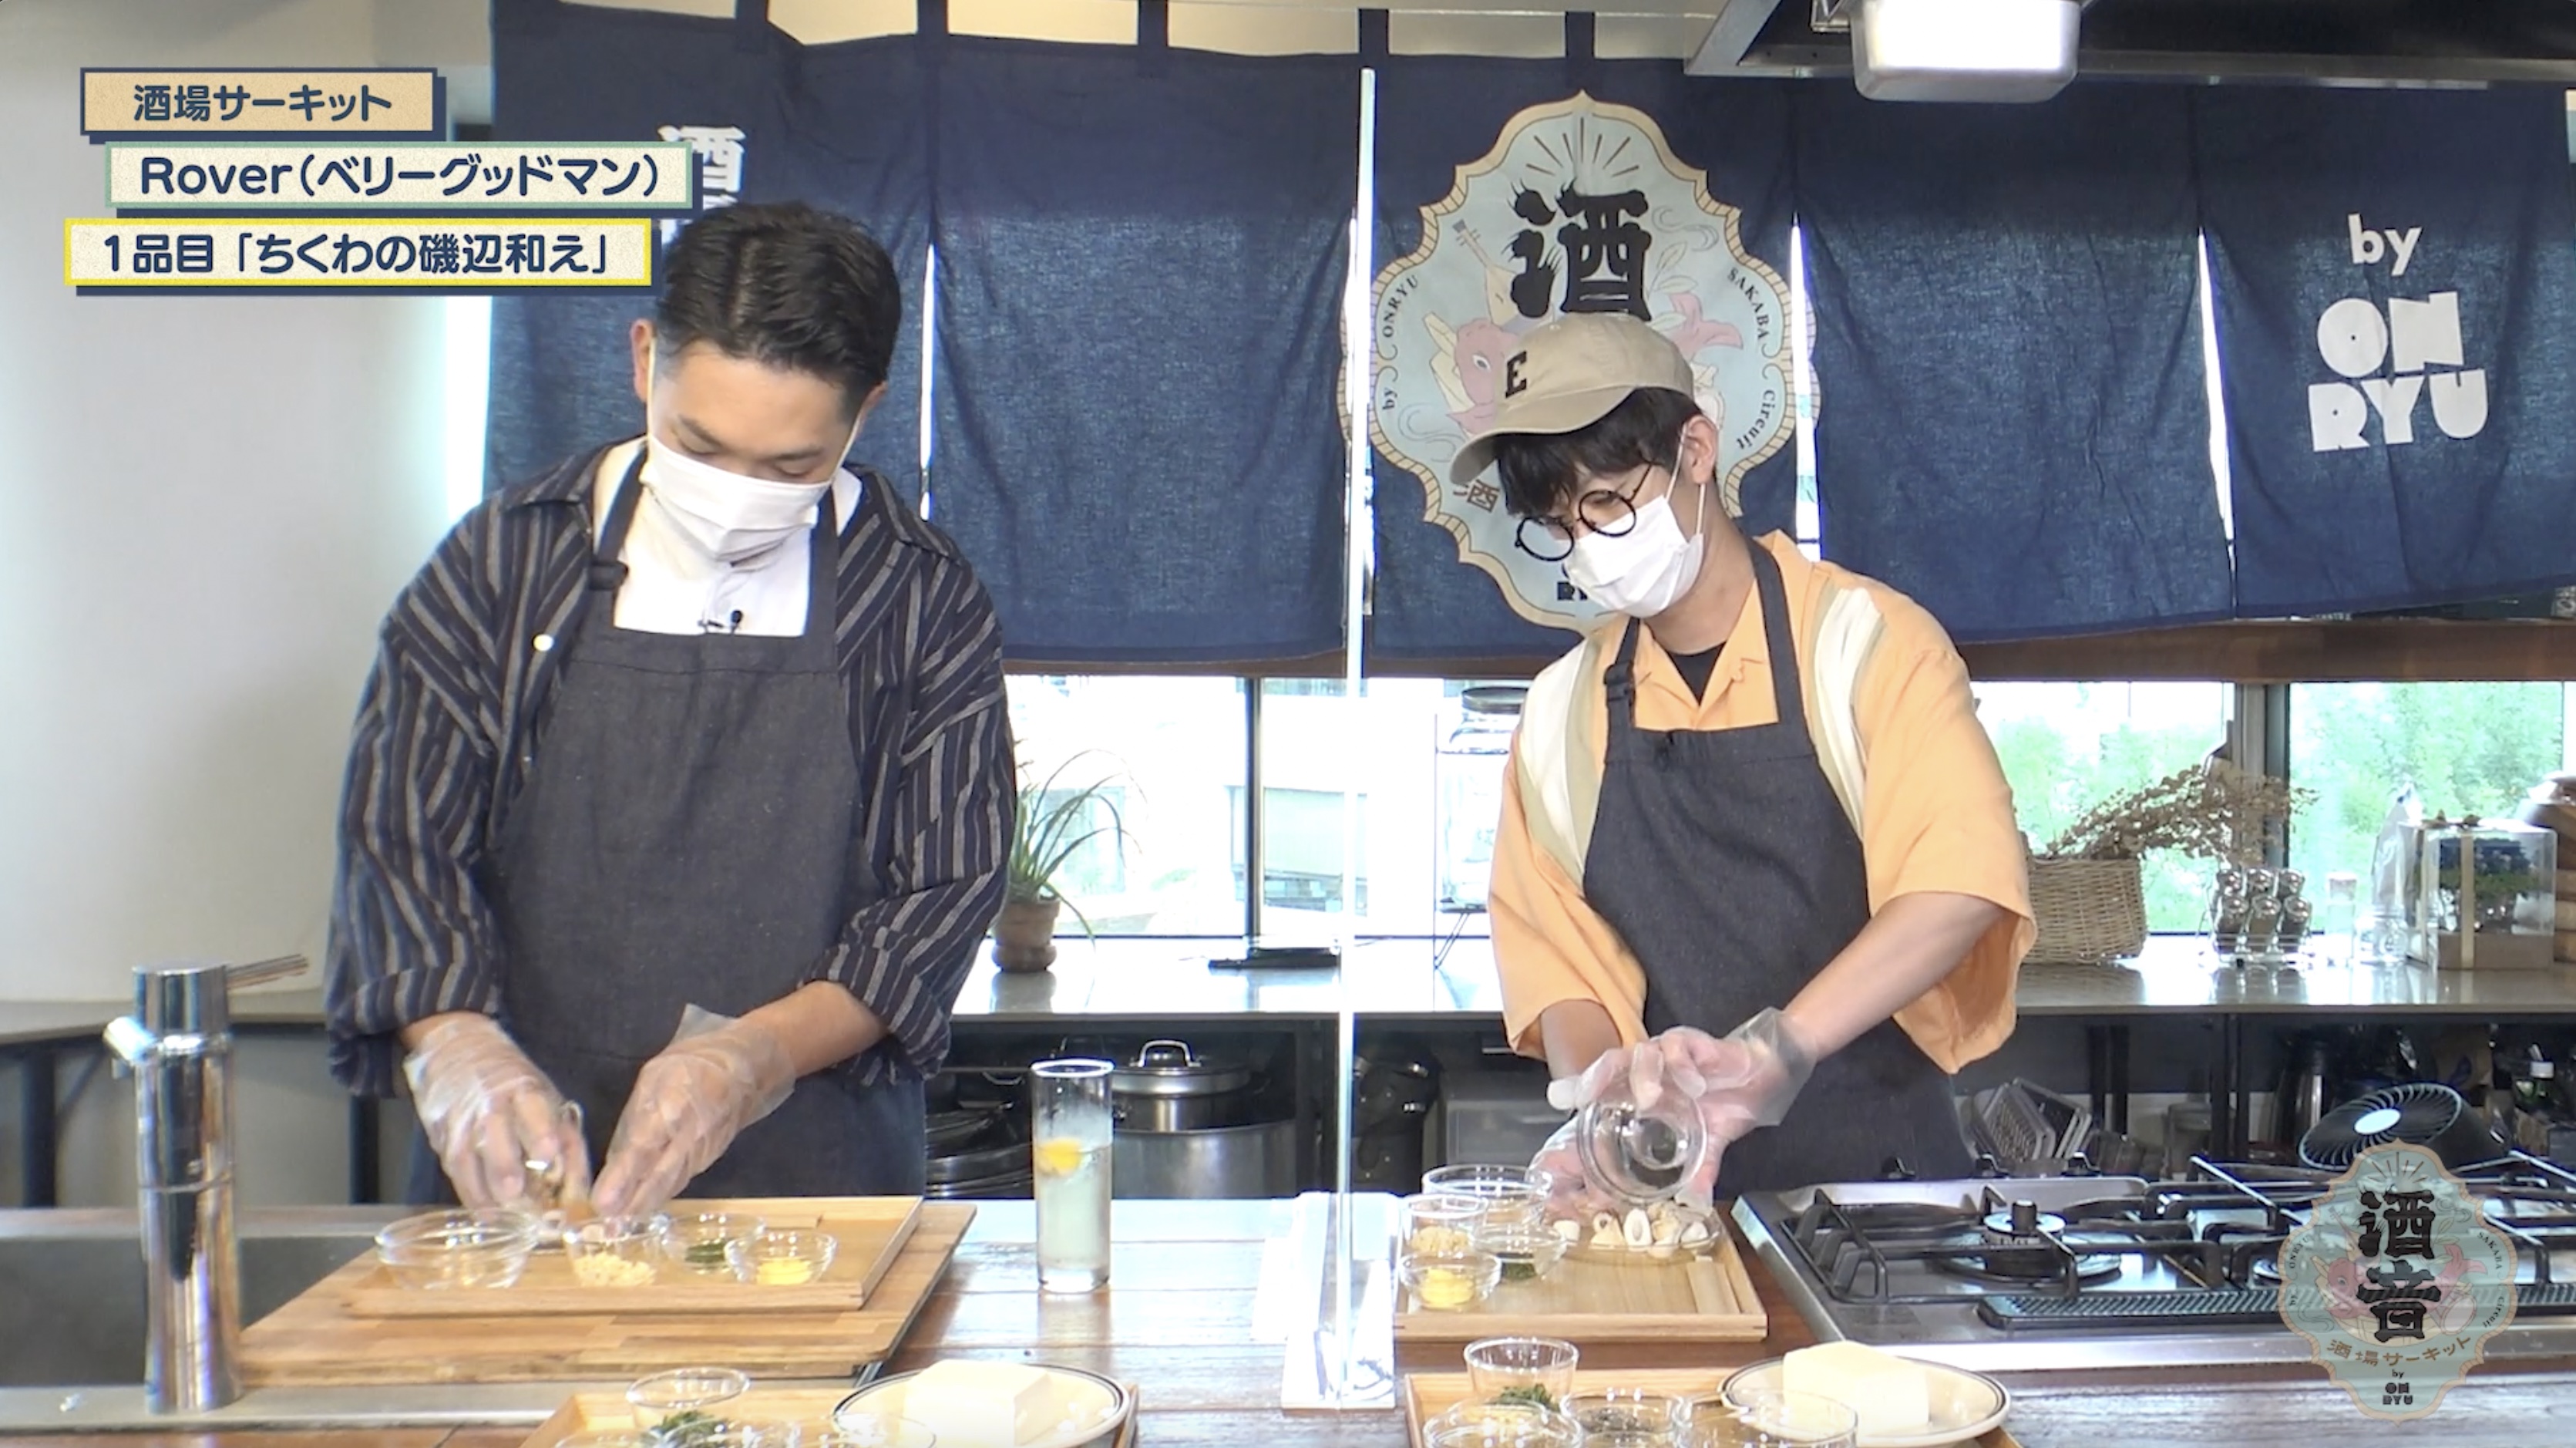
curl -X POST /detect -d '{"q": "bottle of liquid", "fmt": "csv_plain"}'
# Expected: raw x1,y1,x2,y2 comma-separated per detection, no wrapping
1433,685,1525,914
2520,1049,2556,1115
2320,871,2360,963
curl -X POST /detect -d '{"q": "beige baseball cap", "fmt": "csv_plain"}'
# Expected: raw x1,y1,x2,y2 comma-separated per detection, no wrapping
1448,312,1695,489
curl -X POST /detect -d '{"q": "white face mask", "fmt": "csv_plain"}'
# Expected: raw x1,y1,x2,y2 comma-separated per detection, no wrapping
1564,448,1706,618
638,349,863,564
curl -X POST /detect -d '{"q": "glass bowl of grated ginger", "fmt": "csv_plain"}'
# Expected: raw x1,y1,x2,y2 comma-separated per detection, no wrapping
725,1227,838,1286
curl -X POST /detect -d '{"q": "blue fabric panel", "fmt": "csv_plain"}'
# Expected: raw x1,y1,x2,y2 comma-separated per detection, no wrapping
487,0,929,501
2197,85,2576,617
1794,84,2233,643
927,38,1355,665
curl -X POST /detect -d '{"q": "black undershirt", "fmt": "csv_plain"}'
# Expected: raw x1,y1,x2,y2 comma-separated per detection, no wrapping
1668,643,1724,702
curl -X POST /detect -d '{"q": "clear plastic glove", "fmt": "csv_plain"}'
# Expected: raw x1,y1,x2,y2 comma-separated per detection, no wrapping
402,1013,589,1212
1545,1041,1680,1113
1529,1115,1618,1222
592,1007,796,1216
1667,1009,1818,1201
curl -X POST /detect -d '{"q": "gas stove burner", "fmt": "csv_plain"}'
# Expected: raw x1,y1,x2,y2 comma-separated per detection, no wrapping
1982,1200,2063,1243
1932,1242,2128,1288
1929,1201,2133,1288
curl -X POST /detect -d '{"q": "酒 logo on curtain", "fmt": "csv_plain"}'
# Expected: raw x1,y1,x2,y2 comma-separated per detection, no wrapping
655,123,746,246
2277,1141,2517,1420
1371,93,1794,631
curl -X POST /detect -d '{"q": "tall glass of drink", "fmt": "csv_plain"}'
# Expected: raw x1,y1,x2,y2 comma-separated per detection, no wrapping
1030,1058,1114,1293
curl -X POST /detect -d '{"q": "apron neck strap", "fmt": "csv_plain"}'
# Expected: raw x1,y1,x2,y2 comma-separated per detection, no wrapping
803,483,839,635
1604,615,1646,729
1599,540,1807,739
1745,542,1807,736
588,447,649,592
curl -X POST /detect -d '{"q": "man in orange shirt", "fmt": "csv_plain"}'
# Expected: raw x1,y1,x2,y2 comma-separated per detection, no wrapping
1461,314,2033,1199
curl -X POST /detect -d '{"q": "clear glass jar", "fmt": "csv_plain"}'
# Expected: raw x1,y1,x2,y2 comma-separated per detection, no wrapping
1435,686,1527,914
1576,1073,1710,1206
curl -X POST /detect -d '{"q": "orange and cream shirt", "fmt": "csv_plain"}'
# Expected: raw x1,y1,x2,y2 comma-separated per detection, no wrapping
1490,530,2033,1074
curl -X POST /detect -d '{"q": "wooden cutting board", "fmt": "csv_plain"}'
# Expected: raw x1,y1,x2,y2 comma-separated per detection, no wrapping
521,1381,1140,1448
345,1197,920,1317
1394,1221,1767,1344
1404,1369,2023,1448
242,1202,973,1386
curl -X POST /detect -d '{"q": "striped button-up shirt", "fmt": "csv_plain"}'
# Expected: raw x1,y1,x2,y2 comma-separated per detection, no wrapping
325,441,1014,1096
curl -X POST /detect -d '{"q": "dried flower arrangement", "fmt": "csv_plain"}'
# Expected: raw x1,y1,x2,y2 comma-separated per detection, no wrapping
2039,756,2312,867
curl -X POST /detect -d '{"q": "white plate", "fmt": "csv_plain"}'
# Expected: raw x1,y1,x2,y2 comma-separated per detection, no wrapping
1722,1355,2010,1448
835,1365,1131,1448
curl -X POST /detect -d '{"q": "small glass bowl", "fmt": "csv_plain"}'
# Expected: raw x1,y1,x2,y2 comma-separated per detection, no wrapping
1423,1163,1556,1201
1575,1073,1708,1206
626,1365,750,1434
1399,1248,1502,1312
1421,1167,1551,1241
565,1214,668,1288
727,1227,839,1286
1462,1335,1579,1406
660,1212,767,1277
1563,1388,1688,1446
1476,1221,1569,1284
1423,1399,1582,1448
374,1208,539,1290
1400,1192,1485,1258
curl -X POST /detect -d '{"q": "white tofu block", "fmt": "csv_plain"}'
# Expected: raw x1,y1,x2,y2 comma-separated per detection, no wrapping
1782,1339,1932,1436
903,1359,1054,1446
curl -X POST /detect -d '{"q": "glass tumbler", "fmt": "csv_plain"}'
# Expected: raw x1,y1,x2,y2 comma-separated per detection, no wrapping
1031,1057,1115,1293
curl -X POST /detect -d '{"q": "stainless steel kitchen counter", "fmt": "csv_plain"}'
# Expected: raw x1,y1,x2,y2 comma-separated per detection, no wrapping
1,989,328,1048
8,939,2573,1041
947,933,2576,1022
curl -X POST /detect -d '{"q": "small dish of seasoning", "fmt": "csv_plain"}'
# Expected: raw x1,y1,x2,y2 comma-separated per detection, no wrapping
624,1365,749,1435
725,1227,838,1286
658,1212,766,1278
1474,1221,1567,1283
1399,1248,1502,1312
566,1214,669,1288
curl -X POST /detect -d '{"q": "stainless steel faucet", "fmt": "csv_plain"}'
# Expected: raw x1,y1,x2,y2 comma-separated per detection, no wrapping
102,954,307,1413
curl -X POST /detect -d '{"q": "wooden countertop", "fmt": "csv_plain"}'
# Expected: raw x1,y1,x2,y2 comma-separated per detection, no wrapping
12,1200,2573,1448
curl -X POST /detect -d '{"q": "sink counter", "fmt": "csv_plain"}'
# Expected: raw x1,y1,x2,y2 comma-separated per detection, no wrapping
5,1200,2573,1446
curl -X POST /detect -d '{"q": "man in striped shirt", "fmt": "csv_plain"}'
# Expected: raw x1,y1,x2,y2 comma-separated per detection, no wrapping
326,204,1013,1214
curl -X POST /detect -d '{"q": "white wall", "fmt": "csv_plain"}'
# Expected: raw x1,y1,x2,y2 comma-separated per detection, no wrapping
0,0,491,1204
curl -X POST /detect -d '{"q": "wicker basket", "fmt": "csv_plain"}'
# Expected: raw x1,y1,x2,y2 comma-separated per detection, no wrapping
2028,857,2148,964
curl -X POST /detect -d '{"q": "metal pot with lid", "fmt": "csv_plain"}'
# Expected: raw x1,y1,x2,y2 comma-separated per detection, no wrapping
1111,1039,1255,1132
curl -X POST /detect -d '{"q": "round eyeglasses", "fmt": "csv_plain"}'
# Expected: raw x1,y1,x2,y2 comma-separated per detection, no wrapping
1513,487,1639,564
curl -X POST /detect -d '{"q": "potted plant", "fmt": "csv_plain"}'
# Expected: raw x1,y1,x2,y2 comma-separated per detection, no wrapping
2028,755,2307,964
996,754,1132,972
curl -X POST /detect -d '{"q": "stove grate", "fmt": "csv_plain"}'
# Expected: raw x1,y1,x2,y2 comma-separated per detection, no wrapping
1979,1288,2280,1329
1979,1279,2576,1330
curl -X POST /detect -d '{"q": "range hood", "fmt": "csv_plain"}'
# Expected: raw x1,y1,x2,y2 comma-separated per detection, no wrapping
1690,0,2576,86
